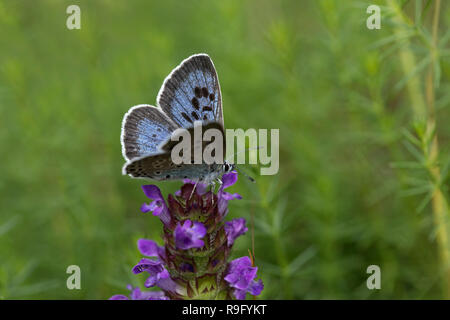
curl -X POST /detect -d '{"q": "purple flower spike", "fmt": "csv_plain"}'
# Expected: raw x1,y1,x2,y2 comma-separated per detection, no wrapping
225,218,248,246
224,256,264,300
141,185,171,225
109,170,261,300
174,220,207,250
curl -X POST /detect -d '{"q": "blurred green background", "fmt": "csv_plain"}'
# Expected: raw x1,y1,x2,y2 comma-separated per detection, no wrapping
1,0,450,299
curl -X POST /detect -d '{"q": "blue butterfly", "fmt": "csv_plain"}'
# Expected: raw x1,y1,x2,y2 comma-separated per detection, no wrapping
121,54,234,185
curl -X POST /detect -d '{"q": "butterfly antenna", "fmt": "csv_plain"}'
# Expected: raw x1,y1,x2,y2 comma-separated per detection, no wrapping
234,165,256,183
226,146,262,183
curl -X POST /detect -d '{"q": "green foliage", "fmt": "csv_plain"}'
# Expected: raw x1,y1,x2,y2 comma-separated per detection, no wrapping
0,0,449,299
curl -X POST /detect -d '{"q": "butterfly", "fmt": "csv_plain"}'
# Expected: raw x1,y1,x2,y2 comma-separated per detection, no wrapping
120,54,234,185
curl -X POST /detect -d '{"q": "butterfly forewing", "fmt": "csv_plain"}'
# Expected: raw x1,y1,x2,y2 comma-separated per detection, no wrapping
157,54,223,128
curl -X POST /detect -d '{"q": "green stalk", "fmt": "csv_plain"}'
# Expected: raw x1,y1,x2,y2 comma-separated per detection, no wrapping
386,0,427,121
423,0,450,298
388,0,450,298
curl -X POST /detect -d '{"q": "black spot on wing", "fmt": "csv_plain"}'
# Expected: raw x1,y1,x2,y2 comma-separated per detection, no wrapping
181,112,193,124
191,111,199,120
201,87,209,98
194,87,202,98
191,97,200,110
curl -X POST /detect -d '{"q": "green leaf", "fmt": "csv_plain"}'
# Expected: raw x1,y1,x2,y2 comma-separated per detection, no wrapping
416,189,435,213
286,247,316,276
395,54,432,92
402,139,424,162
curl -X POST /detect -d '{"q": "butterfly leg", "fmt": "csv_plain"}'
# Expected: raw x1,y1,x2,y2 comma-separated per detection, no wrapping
188,181,198,201
209,181,216,206
216,178,223,189
211,178,223,206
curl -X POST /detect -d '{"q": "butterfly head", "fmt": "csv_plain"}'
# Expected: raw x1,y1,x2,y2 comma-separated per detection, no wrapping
223,161,235,174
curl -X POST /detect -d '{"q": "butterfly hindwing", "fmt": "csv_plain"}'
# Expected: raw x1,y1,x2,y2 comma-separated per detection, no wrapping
123,153,175,179
157,54,223,128
121,104,178,160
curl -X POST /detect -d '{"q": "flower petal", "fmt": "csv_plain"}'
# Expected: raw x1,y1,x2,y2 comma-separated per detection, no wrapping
109,285,170,300
234,267,257,289
225,218,248,246
141,291,169,300
109,295,129,300
217,173,242,218
233,289,247,300
192,221,207,238
248,279,264,296
153,269,181,294
144,274,158,288
174,220,206,250
132,258,164,274
221,171,238,189
140,202,154,213
140,186,171,225
142,185,164,200
228,256,252,270
137,239,165,258
225,256,263,298
129,286,143,300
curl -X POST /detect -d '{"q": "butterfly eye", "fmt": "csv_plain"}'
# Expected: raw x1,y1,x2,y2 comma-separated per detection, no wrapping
224,163,230,172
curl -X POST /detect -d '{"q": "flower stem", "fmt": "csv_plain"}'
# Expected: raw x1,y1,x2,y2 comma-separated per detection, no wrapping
388,0,450,298
423,0,450,298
